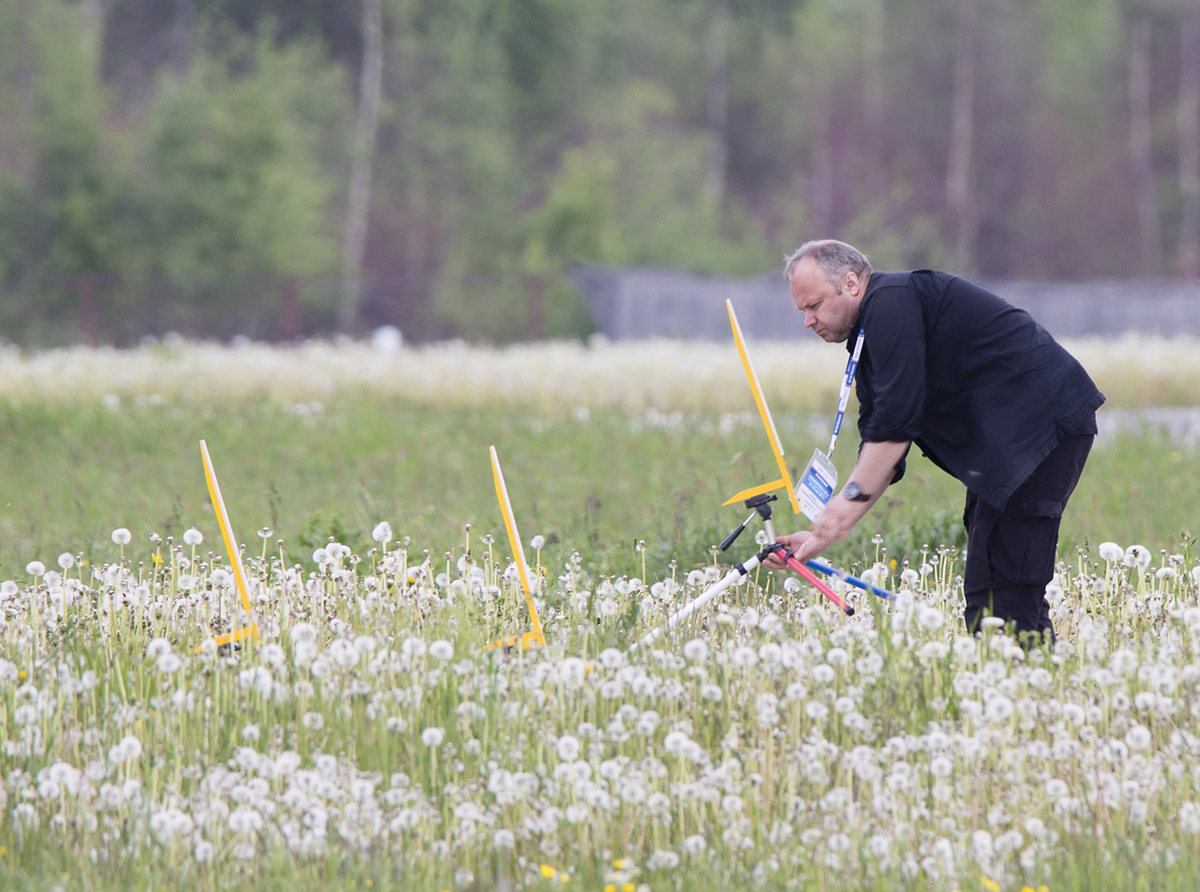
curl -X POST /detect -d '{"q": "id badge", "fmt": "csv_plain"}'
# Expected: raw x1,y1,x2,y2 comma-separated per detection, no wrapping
796,448,838,522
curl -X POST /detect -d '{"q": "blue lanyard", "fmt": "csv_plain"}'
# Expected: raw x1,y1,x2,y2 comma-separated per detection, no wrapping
828,329,865,455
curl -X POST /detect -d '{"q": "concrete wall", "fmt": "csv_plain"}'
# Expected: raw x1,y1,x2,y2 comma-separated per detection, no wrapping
569,265,1200,341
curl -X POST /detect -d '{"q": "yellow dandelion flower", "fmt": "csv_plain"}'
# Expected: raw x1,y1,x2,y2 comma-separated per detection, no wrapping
612,859,627,869
621,884,635,892
604,885,616,892
982,877,1001,892
18,670,26,681
540,865,558,879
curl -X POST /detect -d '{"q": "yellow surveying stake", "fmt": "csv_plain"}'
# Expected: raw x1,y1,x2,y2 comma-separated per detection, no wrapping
723,300,802,515
194,440,260,652
483,446,546,651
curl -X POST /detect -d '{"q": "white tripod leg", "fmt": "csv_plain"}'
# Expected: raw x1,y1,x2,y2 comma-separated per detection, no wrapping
632,555,762,651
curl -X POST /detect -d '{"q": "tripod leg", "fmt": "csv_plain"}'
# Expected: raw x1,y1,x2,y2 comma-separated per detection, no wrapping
633,556,761,650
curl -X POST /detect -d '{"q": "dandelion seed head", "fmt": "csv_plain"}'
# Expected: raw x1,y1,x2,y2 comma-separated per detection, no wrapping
290,622,317,645
1124,545,1152,570
1099,541,1124,562
556,734,581,761
918,605,945,630
599,647,624,669
26,561,45,577
301,711,324,730
371,522,392,543
1180,802,1200,835
1126,724,1152,751
111,528,132,546
560,658,586,688
700,683,723,702
57,552,75,570
682,638,709,662
732,646,758,668
182,528,203,546
429,639,454,661
421,726,445,747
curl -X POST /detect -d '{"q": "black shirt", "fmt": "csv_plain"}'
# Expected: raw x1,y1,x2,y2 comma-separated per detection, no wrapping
853,270,1104,510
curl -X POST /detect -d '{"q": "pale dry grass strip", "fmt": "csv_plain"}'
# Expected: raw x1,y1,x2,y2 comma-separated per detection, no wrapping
0,334,1195,411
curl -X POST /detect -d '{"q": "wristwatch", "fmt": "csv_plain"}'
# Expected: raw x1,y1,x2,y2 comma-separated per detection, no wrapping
843,482,871,502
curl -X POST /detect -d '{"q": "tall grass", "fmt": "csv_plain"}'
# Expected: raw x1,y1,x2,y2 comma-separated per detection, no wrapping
1,339,1199,891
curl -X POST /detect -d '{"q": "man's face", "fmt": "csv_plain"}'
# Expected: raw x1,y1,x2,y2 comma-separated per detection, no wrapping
788,256,866,343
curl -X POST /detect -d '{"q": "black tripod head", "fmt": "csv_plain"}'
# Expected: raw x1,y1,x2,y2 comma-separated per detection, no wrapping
719,493,778,552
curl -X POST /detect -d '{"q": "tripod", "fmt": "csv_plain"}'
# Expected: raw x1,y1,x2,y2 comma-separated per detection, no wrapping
634,494,855,650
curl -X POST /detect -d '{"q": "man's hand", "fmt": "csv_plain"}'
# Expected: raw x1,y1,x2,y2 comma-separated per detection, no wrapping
764,531,811,568
763,439,911,570
765,496,862,566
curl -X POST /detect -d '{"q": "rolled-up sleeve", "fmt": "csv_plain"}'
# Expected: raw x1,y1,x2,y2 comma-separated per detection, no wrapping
857,285,925,443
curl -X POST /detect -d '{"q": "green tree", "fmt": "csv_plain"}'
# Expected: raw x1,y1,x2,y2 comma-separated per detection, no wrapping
144,31,349,334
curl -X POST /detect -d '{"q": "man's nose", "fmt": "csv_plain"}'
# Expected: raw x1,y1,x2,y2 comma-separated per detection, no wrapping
804,312,817,328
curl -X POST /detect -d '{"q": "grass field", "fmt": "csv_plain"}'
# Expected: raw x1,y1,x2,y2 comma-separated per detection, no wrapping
0,395,1195,583
1,338,1200,892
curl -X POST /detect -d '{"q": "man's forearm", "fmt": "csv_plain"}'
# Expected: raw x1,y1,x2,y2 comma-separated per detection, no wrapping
850,440,911,501
791,440,910,562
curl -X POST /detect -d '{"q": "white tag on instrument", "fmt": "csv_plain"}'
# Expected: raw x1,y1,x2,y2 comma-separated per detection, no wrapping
796,449,838,522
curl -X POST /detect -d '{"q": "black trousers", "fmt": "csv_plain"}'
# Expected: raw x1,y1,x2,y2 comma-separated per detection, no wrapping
962,430,1095,641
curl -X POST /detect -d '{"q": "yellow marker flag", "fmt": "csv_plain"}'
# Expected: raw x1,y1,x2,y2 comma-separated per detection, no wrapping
725,300,802,514
195,440,259,651
489,446,545,647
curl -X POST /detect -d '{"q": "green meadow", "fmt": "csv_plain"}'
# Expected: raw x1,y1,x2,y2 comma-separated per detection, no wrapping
0,396,1194,583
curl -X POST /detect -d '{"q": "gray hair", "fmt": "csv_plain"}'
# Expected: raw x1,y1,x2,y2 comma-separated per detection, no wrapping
783,239,872,292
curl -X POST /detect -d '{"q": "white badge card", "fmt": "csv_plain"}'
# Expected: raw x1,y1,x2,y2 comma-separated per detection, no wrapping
797,448,838,522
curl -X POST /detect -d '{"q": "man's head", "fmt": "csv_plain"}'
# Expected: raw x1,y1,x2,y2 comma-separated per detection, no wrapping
783,240,872,343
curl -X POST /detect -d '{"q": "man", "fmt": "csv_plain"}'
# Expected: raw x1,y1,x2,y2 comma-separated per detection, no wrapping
770,239,1104,640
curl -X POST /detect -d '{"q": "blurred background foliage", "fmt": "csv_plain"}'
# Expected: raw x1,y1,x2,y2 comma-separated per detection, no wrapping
0,0,1198,345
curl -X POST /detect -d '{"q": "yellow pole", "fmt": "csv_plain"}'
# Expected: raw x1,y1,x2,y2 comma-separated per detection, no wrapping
726,300,802,514
489,446,545,646
196,440,259,651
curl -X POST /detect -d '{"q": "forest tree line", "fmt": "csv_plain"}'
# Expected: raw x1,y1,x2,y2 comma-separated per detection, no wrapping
0,0,1197,344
